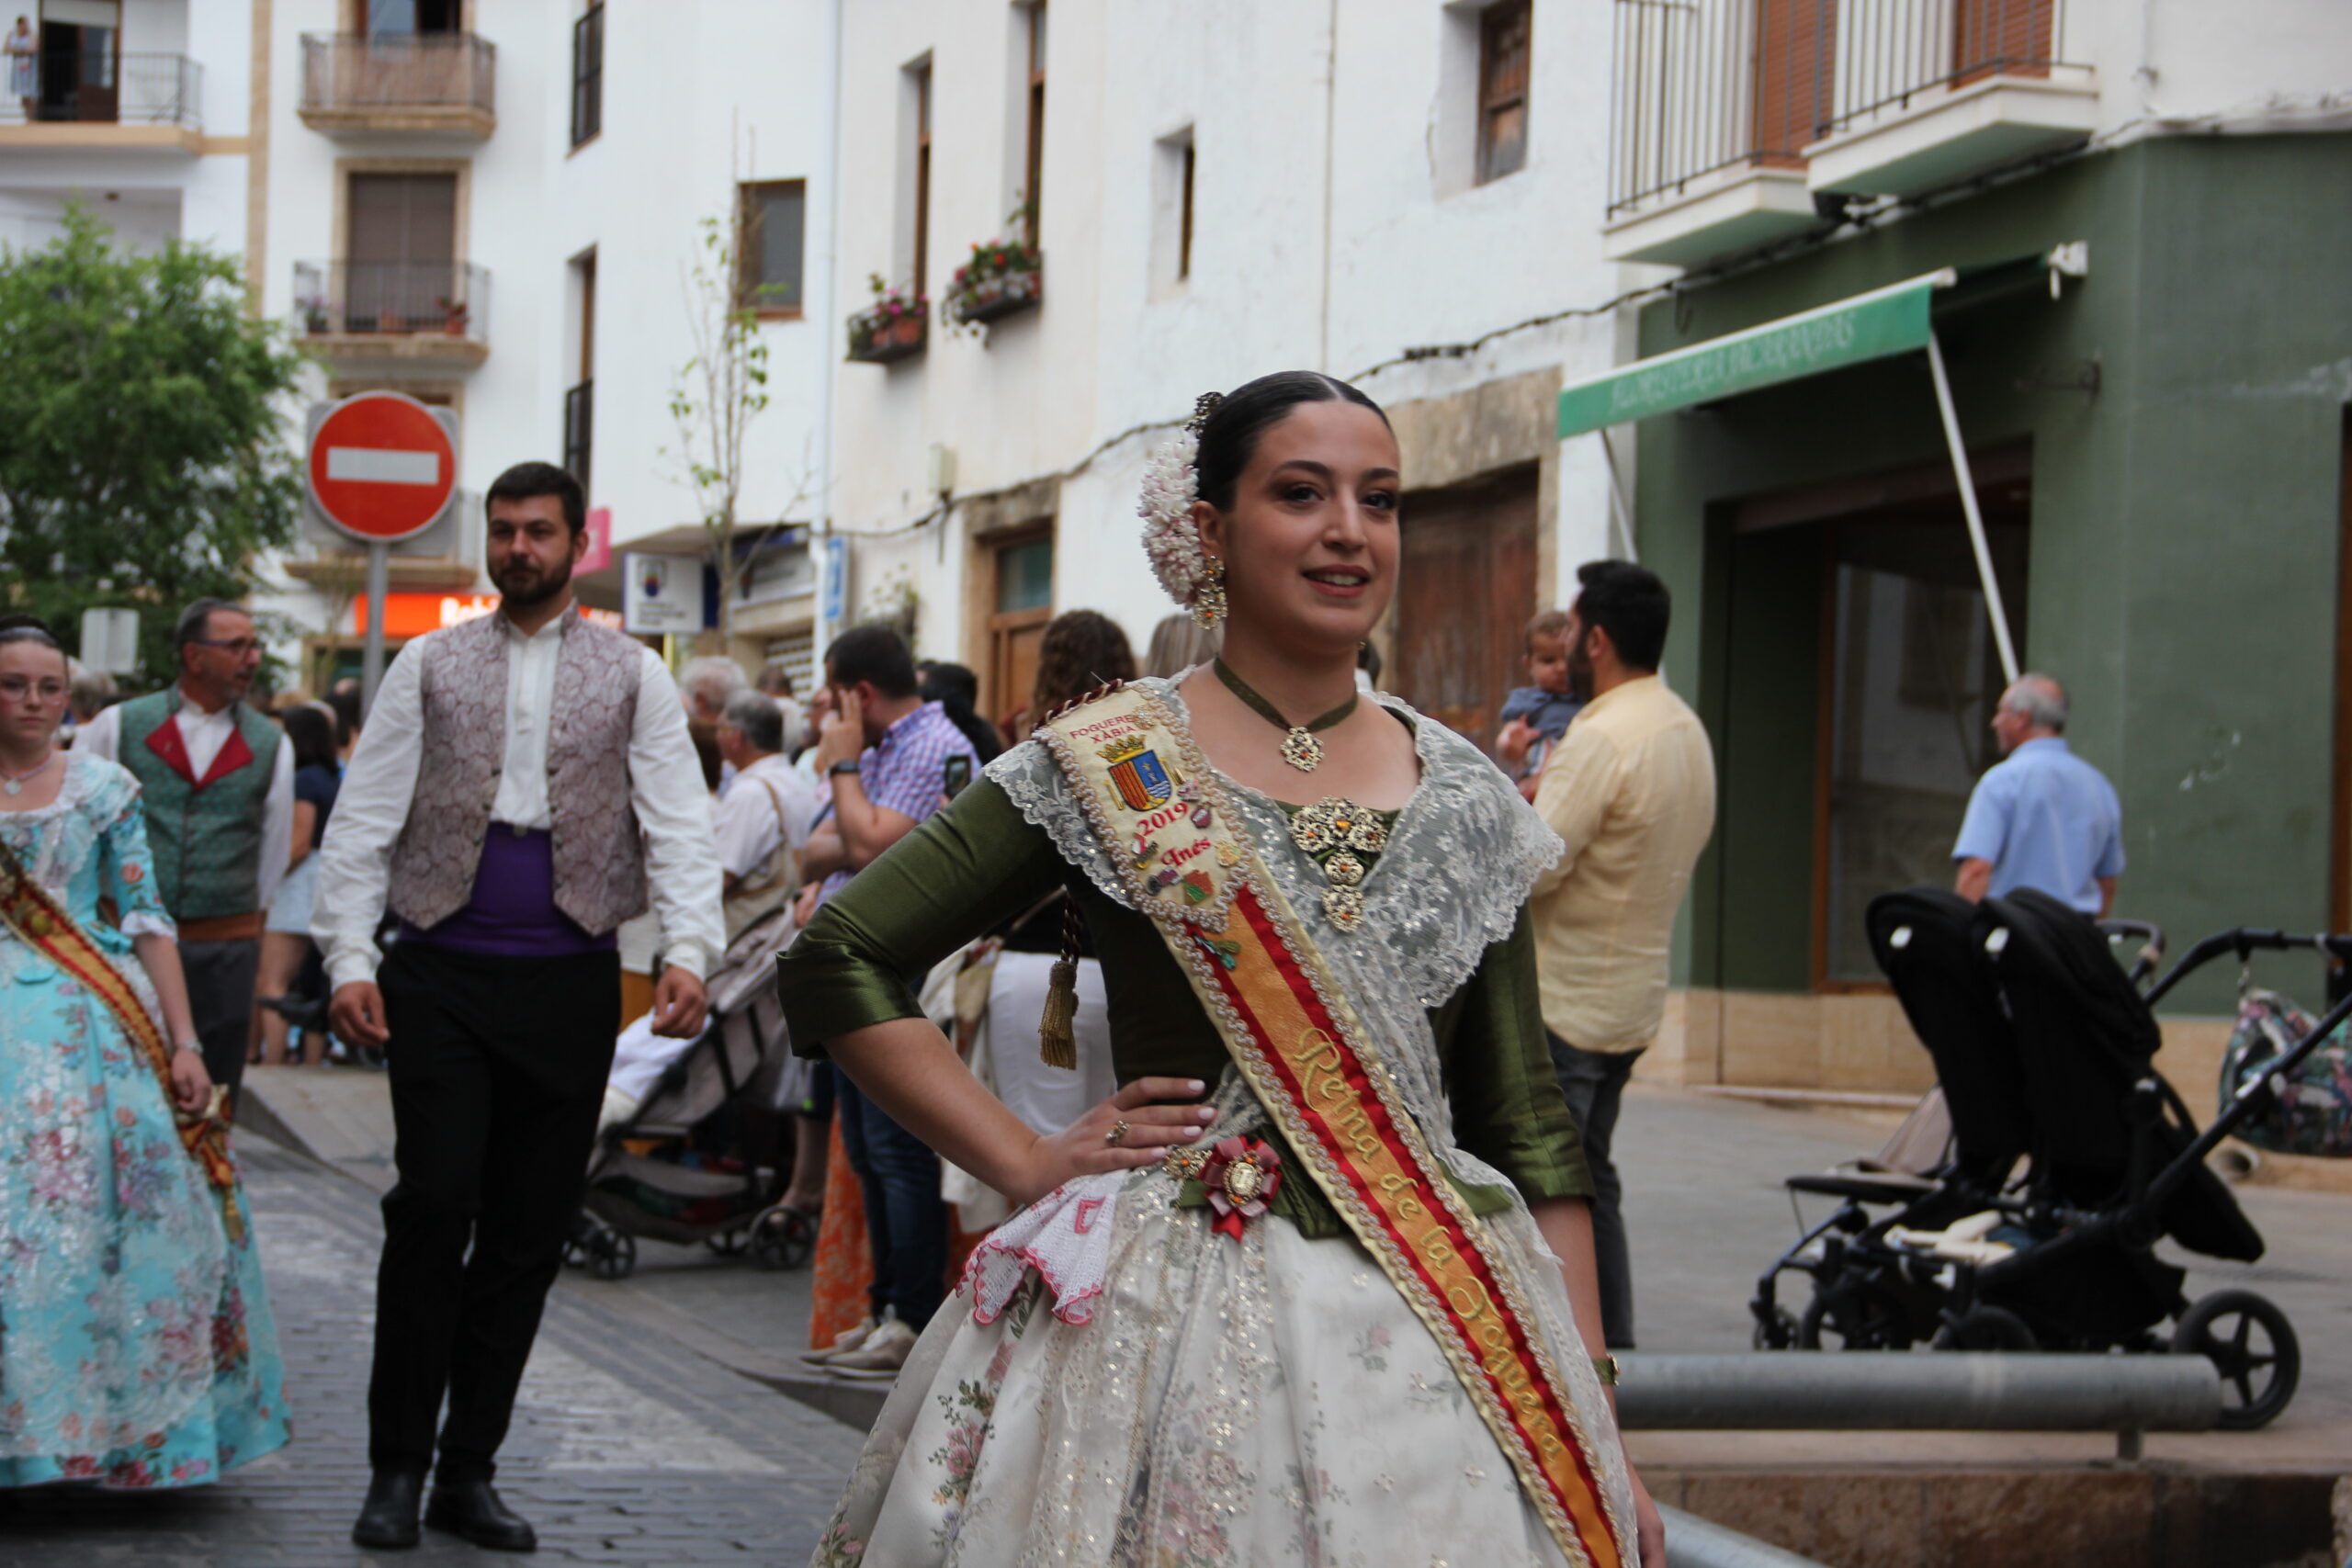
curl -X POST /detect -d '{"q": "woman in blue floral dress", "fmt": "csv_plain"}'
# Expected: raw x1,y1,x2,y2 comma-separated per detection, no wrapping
0,625,290,1489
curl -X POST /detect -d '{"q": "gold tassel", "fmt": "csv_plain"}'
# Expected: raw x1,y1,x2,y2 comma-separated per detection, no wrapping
1038,898,1084,1069
1038,957,1080,1069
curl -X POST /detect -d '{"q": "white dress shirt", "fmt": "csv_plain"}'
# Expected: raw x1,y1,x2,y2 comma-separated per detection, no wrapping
78,693,297,913
314,612,725,991
713,751,817,882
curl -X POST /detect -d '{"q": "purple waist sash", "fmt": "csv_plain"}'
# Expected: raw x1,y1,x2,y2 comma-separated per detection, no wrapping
398,826,616,958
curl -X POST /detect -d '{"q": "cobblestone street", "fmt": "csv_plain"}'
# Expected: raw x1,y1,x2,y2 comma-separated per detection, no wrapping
0,1139,860,1566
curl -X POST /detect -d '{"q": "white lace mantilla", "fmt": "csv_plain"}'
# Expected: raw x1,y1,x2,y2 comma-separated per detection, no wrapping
983,675,1562,1012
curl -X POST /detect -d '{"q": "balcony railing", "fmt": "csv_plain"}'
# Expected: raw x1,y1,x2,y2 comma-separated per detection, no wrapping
1609,0,2080,214
294,260,490,347
300,32,495,127
1609,0,1819,215
1817,0,2074,140
563,380,594,492
0,51,201,129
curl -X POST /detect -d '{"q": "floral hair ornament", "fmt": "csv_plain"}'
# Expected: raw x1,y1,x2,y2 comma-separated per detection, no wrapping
1139,391,1227,630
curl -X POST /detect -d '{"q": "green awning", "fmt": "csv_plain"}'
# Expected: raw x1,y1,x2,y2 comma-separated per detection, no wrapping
1556,269,1956,438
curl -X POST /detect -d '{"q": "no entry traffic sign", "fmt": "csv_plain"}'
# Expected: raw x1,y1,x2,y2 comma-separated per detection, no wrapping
306,391,458,544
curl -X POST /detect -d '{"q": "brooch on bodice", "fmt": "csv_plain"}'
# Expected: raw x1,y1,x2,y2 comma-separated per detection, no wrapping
1287,797,1391,931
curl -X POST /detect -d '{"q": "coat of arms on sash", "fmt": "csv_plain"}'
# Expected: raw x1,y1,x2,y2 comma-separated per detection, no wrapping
1100,734,1173,811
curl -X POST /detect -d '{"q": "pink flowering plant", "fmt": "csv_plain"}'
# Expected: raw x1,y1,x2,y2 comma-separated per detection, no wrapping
846,273,929,360
944,205,1043,328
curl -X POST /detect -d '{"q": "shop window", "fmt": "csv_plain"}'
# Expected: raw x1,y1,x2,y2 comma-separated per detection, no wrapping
1819,517,2027,983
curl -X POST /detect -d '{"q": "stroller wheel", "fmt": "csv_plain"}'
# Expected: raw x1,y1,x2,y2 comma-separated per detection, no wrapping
706,1230,751,1258
585,1225,638,1281
1752,1306,1800,1350
1799,1280,1915,1351
750,1206,817,1272
561,1211,594,1269
1933,1305,2038,1352
2173,1289,2299,1429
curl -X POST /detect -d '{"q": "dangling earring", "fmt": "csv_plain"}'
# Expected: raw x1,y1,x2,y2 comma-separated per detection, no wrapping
1192,558,1227,630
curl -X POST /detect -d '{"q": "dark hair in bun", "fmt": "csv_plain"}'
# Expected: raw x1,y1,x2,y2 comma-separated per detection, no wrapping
1193,372,1389,513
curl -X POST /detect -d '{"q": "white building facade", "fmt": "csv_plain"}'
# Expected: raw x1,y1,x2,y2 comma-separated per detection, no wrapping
825,0,1637,746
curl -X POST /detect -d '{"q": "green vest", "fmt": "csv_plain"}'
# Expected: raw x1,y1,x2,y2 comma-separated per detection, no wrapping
116,690,282,922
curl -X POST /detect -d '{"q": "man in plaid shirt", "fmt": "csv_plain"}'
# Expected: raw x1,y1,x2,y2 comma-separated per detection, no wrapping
798,624,978,1375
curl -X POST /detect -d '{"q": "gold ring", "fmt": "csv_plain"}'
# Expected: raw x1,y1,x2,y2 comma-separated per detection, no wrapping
1105,1119,1131,1148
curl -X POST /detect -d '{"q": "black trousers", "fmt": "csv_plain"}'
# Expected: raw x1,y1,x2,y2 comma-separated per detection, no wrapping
180,936,258,1103
368,942,619,1481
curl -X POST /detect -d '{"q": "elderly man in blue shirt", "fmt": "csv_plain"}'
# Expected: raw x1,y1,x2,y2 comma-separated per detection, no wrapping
1952,673,2124,915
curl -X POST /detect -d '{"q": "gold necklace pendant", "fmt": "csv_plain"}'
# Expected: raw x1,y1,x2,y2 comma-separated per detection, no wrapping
1280,728,1324,773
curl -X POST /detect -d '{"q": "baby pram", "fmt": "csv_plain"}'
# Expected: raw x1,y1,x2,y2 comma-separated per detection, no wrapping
568,907,816,1281
1749,886,2352,1429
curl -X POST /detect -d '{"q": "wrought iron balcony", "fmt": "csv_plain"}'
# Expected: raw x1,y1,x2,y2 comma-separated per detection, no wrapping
294,260,492,367
1815,0,2075,141
1608,0,1821,219
0,51,202,145
1805,0,2092,196
298,32,496,138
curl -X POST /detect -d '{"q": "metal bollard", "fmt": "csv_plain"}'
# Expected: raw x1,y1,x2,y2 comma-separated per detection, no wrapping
1661,1504,1833,1568
1617,1352,2221,1440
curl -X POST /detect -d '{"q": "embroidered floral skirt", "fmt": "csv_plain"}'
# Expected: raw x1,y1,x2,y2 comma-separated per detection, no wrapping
810,1156,1633,1567
0,951,290,1489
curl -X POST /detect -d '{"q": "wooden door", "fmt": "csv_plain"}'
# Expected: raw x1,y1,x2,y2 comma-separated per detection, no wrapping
345,172,456,333
985,529,1054,735
1391,466,1537,756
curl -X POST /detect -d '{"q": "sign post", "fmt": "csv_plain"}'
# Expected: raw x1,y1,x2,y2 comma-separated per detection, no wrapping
305,392,459,714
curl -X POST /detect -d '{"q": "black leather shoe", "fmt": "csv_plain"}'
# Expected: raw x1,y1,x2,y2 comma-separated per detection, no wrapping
425,1478,538,1552
351,1469,424,1551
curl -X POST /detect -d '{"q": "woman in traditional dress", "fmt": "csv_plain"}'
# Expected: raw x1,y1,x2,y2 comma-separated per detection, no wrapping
782,373,1665,1566
0,624,291,1489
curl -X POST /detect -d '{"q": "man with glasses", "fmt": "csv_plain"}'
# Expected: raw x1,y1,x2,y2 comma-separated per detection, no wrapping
78,598,293,1104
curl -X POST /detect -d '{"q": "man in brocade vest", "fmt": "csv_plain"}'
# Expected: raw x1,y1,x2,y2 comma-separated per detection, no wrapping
314,462,722,1553
78,598,293,1104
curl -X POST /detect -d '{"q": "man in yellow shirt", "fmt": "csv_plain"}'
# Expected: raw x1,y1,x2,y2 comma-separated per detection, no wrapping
1524,561,1716,1348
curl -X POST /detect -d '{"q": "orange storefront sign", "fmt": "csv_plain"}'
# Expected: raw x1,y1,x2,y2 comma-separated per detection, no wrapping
353,594,626,637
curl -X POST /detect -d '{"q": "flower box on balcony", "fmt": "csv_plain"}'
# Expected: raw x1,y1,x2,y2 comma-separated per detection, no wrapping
846,288,928,365
945,221,1043,328
948,264,1042,326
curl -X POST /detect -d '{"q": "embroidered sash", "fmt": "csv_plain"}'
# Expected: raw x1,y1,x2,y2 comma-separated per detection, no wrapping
1037,684,1626,1568
0,835,246,1242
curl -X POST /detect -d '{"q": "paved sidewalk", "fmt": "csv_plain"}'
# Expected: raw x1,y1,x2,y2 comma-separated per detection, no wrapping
0,1137,860,1566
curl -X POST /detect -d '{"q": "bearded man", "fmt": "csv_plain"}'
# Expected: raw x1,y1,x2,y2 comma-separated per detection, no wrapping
314,462,722,1551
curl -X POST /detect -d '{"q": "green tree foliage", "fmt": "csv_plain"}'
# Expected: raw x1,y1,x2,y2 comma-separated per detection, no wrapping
0,206,304,677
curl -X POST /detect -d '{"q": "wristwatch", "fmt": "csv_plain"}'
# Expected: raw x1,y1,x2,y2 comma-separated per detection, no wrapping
1591,1354,1622,1388
173,1041,204,1057
828,760,862,777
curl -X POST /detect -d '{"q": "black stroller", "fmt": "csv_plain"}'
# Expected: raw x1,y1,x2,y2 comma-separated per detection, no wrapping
568,924,817,1281
1750,886,2352,1429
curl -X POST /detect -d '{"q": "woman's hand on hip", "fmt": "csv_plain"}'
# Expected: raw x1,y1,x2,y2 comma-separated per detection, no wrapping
1004,1077,1215,1208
